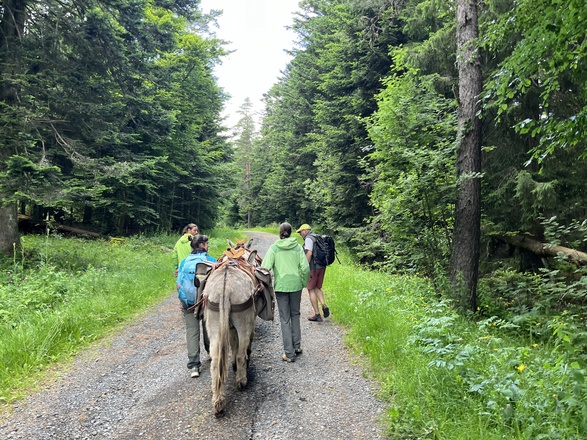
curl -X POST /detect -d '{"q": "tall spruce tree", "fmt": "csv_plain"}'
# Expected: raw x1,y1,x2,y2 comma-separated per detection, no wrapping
231,98,258,227
0,0,27,254
450,0,482,312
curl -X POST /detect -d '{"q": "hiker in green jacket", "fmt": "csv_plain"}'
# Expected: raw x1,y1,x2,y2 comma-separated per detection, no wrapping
172,223,198,277
262,222,310,362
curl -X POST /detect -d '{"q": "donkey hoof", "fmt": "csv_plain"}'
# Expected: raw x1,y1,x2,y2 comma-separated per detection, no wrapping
214,409,225,418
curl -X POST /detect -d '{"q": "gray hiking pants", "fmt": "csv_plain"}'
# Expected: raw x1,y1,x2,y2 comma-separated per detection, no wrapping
275,290,302,359
183,307,201,370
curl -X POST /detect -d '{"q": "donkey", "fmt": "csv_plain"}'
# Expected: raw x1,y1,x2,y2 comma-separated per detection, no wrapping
203,239,262,417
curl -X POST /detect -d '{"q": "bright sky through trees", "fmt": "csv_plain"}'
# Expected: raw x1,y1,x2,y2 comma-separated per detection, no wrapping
199,0,301,131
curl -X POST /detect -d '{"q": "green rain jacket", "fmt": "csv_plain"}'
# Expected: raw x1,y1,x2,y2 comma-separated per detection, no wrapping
172,233,193,269
262,236,310,292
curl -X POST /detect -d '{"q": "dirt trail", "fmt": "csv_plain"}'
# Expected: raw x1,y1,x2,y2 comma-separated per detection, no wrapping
1,231,387,440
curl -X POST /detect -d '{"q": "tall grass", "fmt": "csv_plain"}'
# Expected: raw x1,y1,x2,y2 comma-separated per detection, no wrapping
324,252,585,439
0,230,239,404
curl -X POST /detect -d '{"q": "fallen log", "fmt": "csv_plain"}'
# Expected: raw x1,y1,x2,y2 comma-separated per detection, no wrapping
18,214,103,238
496,234,587,267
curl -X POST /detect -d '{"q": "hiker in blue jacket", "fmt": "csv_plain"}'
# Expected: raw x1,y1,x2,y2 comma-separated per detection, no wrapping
176,234,216,378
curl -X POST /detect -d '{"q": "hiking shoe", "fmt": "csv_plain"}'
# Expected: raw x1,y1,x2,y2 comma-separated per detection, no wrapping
190,367,200,378
282,354,295,363
322,305,330,318
308,314,323,322
295,348,303,355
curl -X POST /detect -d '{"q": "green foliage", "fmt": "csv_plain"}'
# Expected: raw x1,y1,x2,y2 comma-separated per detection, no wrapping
247,0,401,231
366,59,457,274
483,0,587,161
399,0,457,82
327,259,587,438
0,0,229,236
0,235,168,400
239,0,587,286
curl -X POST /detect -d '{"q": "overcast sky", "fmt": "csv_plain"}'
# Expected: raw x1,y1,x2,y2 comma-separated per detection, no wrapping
198,0,301,131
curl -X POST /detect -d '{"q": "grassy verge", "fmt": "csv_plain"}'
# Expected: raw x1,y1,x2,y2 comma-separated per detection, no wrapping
0,229,240,404
324,253,585,439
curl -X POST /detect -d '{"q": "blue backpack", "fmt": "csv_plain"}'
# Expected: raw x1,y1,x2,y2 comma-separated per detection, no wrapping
177,253,209,306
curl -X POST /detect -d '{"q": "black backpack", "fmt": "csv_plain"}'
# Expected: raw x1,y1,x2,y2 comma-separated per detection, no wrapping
310,233,338,266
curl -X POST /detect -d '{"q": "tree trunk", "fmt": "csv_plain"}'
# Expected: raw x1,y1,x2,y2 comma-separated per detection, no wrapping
0,0,28,256
18,214,103,238
497,234,587,267
450,0,483,312
0,203,20,256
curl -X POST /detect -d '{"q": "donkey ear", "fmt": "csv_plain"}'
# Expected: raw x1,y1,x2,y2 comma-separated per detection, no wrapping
245,239,253,249
247,250,258,265
226,238,235,248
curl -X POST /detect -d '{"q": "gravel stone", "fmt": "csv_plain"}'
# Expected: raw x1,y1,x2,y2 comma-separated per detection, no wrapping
0,232,387,439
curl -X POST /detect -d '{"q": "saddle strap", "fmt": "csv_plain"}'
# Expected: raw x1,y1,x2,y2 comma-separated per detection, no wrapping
253,283,264,299
186,294,205,312
206,295,254,313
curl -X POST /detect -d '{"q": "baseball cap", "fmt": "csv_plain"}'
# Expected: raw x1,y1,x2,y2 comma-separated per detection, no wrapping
296,223,311,233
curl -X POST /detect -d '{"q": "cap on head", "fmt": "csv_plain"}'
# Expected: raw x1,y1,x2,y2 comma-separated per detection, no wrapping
296,223,311,233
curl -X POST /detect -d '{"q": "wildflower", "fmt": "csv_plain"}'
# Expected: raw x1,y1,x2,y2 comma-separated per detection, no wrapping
532,343,538,348
517,364,526,372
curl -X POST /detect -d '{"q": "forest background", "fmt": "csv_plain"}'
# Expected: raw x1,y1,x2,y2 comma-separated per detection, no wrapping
1,0,587,438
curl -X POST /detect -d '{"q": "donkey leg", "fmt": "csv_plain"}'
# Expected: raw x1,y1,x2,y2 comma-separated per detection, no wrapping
234,311,255,390
246,323,254,368
229,326,239,372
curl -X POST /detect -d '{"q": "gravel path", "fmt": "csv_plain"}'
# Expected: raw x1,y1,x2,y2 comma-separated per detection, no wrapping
0,232,387,439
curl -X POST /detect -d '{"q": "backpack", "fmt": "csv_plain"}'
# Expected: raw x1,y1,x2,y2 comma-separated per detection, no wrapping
254,267,275,321
309,233,338,267
177,253,209,306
